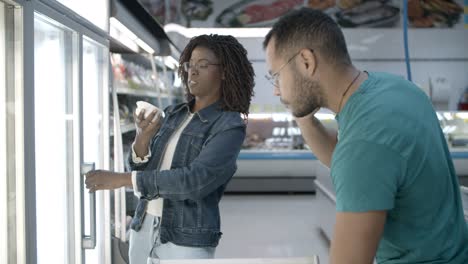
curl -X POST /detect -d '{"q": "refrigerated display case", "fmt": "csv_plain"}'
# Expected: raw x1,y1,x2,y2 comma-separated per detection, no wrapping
461,186,468,221
33,13,77,264
82,36,110,264
439,112,468,148
109,50,181,245
229,110,468,192
229,111,336,193
110,52,167,243
32,3,111,263
0,3,7,261
1,0,175,262
107,0,178,245
438,111,468,177
461,186,468,220
56,0,109,31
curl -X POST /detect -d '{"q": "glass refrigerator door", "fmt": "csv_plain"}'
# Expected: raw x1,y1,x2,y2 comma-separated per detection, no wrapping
56,0,108,31
82,36,110,264
1,1,24,263
34,13,78,264
0,3,7,262
34,12,110,264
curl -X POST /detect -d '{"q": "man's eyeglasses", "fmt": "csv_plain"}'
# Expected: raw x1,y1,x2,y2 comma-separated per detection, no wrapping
182,61,220,72
265,50,308,87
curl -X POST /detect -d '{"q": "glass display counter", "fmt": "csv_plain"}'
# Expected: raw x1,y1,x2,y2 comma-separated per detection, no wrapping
234,110,468,181
461,186,468,221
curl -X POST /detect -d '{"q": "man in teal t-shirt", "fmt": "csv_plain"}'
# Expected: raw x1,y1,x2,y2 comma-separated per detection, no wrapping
264,8,468,264
332,71,468,263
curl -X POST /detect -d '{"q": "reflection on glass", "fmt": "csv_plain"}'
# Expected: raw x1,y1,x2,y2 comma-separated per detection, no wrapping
83,37,106,264
0,2,7,262
243,112,337,151
34,14,75,264
57,0,108,31
438,111,468,148
1,1,23,263
243,110,468,151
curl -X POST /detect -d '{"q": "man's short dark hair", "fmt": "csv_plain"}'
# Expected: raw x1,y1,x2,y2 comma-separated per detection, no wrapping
264,8,351,67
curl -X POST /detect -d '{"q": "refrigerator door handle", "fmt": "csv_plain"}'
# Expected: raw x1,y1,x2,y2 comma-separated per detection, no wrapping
81,162,96,249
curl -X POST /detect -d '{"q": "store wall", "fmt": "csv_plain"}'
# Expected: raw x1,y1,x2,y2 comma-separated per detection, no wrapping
167,27,468,112
235,28,468,112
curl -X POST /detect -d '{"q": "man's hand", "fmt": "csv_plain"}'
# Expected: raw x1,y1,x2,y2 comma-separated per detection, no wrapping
292,108,337,167
85,170,132,192
294,108,320,126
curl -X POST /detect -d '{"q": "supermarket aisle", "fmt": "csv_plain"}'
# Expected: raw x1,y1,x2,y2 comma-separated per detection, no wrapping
216,192,335,263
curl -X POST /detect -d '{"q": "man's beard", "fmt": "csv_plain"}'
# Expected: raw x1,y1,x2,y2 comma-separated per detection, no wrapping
288,72,325,118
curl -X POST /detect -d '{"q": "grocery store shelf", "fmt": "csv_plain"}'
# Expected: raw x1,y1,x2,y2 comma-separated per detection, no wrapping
238,150,317,160
110,123,136,136
121,123,135,134
116,87,170,98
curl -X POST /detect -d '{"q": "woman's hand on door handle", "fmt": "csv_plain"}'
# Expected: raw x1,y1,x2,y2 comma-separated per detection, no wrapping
85,170,132,192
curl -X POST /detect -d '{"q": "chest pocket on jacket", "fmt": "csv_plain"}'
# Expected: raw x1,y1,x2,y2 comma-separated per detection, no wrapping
187,133,206,164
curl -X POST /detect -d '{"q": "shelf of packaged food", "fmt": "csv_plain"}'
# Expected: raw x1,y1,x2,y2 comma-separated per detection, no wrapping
238,150,317,160
121,123,136,134
110,123,136,136
238,149,468,160
116,86,170,98
235,149,468,177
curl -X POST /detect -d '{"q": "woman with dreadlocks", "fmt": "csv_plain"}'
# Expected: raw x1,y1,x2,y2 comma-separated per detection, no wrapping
85,34,255,262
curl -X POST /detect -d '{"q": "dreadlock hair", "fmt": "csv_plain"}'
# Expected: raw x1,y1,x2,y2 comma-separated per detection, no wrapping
178,34,255,117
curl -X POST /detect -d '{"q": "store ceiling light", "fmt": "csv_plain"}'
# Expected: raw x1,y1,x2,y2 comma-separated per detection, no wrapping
164,23,271,38
163,56,179,69
443,112,454,120
134,38,155,54
248,112,335,121
110,17,137,40
110,25,139,53
314,113,335,120
110,17,154,54
455,112,468,120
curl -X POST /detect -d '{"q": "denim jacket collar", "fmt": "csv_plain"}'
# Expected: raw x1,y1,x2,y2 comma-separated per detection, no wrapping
170,99,223,123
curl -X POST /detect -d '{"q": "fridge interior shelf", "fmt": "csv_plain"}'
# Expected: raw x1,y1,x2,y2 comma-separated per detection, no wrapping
116,86,169,98
120,123,135,134
110,123,136,136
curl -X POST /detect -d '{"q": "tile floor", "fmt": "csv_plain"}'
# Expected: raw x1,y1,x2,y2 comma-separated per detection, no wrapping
215,181,468,263
216,191,336,264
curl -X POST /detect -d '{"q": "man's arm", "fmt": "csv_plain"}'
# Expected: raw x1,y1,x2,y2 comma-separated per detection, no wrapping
295,111,337,167
330,211,386,264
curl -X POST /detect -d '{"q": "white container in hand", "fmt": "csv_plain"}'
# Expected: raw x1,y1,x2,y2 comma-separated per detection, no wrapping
135,101,164,122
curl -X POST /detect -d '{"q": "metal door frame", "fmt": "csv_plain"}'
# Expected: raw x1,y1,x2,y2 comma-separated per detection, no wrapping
7,0,111,263
1,1,25,263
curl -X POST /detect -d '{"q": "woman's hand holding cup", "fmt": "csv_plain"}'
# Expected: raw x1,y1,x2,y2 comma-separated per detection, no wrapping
134,101,164,140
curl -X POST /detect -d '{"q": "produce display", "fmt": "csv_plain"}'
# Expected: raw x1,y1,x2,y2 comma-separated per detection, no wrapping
138,0,464,28
407,0,463,27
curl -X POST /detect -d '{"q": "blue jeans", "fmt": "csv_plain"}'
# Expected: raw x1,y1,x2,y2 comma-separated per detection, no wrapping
129,214,216,264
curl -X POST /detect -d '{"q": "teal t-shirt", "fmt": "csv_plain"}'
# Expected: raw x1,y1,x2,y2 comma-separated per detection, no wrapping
331,72,468,263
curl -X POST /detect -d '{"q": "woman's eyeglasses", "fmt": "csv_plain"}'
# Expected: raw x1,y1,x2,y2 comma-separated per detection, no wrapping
182,61,220,72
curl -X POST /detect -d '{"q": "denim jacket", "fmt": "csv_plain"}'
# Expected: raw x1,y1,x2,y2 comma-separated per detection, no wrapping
128,100,246,247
